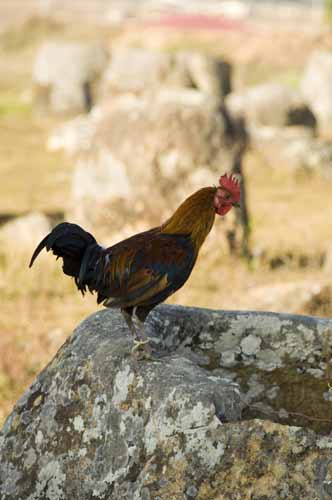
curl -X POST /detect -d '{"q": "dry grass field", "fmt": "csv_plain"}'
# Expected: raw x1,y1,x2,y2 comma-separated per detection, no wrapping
1,13,332,425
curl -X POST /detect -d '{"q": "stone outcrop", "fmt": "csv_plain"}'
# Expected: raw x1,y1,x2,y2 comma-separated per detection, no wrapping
34,42,108,114
0,212,51,252
47,112,99,156
101,47,191,96
177,51,232,98
226,82,316,129
101,48,231,100
250,124,332,174
302,50,332,135
1,305,332,499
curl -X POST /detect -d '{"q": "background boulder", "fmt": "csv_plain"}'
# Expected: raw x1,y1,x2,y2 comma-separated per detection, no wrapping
101,48,231,100
173,51,232,99
47,113,99,155
226,82,316,129
0,212,51,253
101,47,191,96
250,125,332,174
34,42,109,114
302,50,332,135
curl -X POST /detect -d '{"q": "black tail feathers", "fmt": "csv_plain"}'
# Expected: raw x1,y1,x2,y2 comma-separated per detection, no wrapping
29,222,102,294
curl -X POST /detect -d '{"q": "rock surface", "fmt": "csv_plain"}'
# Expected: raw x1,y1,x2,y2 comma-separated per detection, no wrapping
47,112,100,156
101,47,190,96
34,42,108,114
302,50,332,135
226,82,316,129
0,212,51,252
101,48,231,100
1,305,332,499
177,52,232,99
250,124,332,174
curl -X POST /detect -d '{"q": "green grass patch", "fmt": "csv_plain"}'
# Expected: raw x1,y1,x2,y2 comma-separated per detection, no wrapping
0,93,32,117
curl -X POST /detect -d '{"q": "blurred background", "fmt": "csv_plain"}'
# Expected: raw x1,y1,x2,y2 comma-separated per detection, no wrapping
1,0,332,424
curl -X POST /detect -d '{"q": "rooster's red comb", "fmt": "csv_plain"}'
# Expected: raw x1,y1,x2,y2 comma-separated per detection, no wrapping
219,173,241,200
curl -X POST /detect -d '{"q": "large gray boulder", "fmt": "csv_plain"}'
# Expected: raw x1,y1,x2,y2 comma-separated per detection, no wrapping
1,305,332,499
177,52,231,98
0,212,51,253
34,42,109,114
66,90,242,236
101,48,191,96
101,48,231,100
226,82,316,129
47,113,99,155
302,51,332,135
250,124,332,174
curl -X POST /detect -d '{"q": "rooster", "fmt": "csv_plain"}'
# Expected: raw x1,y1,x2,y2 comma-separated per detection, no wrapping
29,173,240,357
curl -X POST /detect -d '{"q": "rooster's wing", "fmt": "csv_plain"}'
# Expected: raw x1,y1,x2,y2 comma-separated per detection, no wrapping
97,232,196,309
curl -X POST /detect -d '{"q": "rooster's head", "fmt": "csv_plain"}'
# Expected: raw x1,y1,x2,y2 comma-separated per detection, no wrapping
214,173,241,216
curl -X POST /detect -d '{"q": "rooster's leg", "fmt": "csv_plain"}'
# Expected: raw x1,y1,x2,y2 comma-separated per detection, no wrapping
121,309,136,337
131,319,151,357
121,309,151,357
